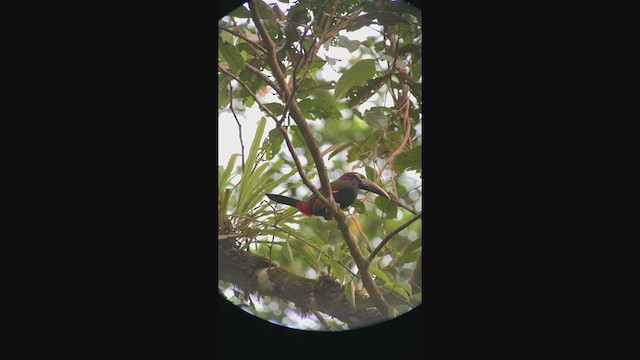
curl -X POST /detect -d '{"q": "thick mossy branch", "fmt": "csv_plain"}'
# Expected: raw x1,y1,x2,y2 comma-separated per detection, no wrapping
218,238,385,328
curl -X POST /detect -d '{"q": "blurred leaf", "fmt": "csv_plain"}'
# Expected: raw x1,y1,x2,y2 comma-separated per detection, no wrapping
399,44,422,61
398,282,413,297
219,41,245,74
352,199,366,214
235,117,266,214
365,166,377,182
322,140,351,160
337,35,361,52
375,196,397,219
370,267,390,283
395,251,419,267
345,14,375,32
335,59,376,100
344,281,356,308
228,5,251,18
392,145,422,173
254,0,274,20
391,284,411,301
363,108,389,131
372,11,411,26
388,307,400,318
330,258,346,283
410,293,422,307
404,237,422,253
218,154,240,196
284,240,294,263
263,103,284,117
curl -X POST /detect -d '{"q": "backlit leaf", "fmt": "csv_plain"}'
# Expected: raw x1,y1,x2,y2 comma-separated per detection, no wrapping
335,59,376,100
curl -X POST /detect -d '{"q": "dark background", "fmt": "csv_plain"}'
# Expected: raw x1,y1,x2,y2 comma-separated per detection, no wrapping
12,0,604,357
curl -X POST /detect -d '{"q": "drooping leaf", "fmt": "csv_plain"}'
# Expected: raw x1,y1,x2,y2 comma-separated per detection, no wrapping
370,267,390,284
363,107,389,131
375,195,397,219
330,258,346,283
284,240,294,263
391,284,411,301
344,281,356,308
395,251,419,267
335,59,376,100
352,199,366,214
219,41,245,74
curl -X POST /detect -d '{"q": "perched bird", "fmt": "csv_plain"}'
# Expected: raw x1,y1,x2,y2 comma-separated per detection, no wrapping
266,172,389,220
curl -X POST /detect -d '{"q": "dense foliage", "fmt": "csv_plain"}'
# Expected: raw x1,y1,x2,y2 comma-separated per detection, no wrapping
218,0,422,331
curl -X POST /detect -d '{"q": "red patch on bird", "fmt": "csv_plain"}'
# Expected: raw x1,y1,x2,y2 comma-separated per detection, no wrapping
296,202,314,216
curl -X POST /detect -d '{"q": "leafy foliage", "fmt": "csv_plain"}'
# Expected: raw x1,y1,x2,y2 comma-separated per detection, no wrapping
218,0,422,330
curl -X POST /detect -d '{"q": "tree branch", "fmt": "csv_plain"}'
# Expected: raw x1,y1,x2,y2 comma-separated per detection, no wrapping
219,237,385,328
249,0,390,317
368,212,422,263
245,62,281,94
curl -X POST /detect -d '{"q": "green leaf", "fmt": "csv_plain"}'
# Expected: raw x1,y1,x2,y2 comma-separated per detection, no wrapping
330,259,346,283
219,41,245,74
399,44,422,61
322,140,351,160
228,5,251,18
370,267,390,284
398,282,413,298
284,240,294,262
391,285,411,301
410,293,422,307
337,35,361,52
344,281,356,308
404,237,422,253
334,59,376,100
373,12,411,26
253,0,274,20
392,145,422,173
352,199,366,214
345,14,375,32
375,196,397,219
363,108,389,131
395,252,419,267
268,129,284,160
218,153,240,196
262,103,284,117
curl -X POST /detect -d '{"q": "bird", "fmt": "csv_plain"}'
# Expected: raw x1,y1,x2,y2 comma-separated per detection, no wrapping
266,172,389,220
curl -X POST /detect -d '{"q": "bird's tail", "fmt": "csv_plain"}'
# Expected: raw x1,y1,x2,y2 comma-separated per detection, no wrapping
266,193,301,207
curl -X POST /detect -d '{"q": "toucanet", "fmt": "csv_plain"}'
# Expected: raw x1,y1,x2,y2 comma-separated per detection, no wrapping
266,172,389,220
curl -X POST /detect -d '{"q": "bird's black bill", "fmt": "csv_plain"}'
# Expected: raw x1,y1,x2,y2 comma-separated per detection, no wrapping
359,178,390,199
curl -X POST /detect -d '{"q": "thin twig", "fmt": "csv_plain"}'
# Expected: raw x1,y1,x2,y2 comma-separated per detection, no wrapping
218,26,267,54
368,212,422,263
350,212,373,253
218,65,280,122
228,82,245,173
245,63,281,93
